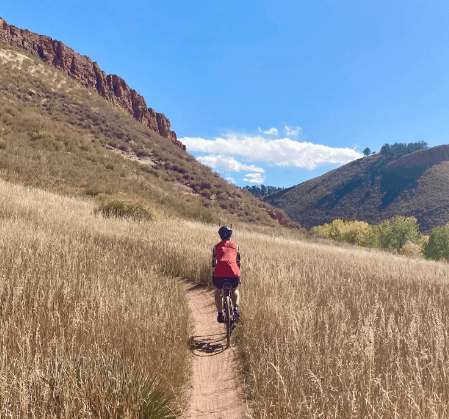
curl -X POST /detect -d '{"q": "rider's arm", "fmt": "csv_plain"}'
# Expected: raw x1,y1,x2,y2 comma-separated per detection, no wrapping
237,246,241,268
212,246,217,269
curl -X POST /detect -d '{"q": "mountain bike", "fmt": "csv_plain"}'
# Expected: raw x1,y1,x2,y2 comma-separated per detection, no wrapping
222,280,235,349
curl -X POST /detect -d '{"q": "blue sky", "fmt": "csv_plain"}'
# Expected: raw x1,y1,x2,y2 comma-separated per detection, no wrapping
2,1,449,187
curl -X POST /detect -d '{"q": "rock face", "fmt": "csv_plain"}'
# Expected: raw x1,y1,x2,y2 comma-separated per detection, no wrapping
0,17,185,150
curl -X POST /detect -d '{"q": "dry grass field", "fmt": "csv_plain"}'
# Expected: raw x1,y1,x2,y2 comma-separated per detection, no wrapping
3,177,449,418
238,236,449,418
0,179,192,418
147,222,449,418
164,221,449,417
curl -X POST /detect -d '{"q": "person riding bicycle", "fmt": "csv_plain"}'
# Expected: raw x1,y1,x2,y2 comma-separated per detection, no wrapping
212,226,241,323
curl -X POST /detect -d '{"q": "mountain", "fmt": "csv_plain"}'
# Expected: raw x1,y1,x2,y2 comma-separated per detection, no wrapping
264,145,449,234
0,17,184,150
0,24,297,229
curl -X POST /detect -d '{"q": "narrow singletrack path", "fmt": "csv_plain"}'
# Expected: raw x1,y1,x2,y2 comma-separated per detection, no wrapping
183,281,248,419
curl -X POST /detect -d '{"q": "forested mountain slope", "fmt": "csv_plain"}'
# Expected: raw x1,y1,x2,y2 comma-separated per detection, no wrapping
265,145,449,233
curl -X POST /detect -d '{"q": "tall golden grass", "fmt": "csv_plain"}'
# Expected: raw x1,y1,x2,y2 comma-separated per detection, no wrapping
3,177,449,418
98,212,449,418
132,220,449,418
238,235,449,418
0,180,192,417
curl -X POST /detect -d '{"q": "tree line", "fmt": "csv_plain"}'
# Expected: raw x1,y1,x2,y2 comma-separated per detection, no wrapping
363,141,428,157
312,216,449,261
241,184,285,197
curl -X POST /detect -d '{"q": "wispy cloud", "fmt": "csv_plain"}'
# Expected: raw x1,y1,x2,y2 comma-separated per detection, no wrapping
284,126,301,136
196,154,265,172
243,173,266,183
182,134,362,170
225,176,236,184
258,127,278,135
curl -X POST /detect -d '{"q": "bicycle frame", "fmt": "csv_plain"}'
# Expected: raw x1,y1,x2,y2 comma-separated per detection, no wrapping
222,280,234,349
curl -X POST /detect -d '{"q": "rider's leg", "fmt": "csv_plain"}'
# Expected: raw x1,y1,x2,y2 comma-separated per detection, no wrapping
231,288,240,306
231,288,241,322
215,288,223,313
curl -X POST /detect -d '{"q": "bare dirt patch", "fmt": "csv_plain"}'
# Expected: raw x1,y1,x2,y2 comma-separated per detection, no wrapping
176,182,197,195
105,144,156,167
0,49,29,67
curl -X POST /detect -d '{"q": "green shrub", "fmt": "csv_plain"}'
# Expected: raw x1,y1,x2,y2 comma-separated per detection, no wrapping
79,359,178,419
98,200,155,221
201,189,211,198
31,130,55,140
423,226,449,261
85,186,102,196
0,141,6,150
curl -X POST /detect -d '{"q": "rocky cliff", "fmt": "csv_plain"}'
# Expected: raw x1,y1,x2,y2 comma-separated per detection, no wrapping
0,17,185,150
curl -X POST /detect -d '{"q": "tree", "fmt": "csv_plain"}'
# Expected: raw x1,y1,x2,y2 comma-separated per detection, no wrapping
380,143,393,158
391,142,407,156
363,147,371,156
378,216,421,251
423,226,449,260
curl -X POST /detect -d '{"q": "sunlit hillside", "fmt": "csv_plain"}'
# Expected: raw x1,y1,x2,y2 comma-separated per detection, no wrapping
3,177,449,417
266,146,449,233
0,42,297,229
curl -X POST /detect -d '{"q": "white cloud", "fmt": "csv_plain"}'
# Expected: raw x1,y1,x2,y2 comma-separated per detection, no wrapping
258,127,278,135
225,176,236,184
243,173,266,184
182,134,362,170
196,154,265,172
284,126,301,136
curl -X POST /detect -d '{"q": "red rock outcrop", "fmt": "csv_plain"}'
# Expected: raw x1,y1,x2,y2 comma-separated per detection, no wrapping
0,17,185,150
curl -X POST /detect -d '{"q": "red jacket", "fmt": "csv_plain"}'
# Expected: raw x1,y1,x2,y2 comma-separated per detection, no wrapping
212,240,241,277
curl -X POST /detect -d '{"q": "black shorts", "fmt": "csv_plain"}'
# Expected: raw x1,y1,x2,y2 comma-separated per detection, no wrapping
213,276,240,289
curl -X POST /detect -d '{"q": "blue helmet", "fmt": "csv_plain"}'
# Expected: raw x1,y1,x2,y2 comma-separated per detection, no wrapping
218,226,232,240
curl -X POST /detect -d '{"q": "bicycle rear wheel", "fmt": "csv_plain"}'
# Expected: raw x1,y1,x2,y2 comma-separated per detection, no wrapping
225,295,232,348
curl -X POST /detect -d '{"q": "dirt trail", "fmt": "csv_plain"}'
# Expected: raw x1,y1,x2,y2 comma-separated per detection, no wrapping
183,281,248,419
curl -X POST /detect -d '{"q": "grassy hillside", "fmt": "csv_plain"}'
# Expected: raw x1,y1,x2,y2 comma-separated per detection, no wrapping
0,42,296,228
265,147,449,233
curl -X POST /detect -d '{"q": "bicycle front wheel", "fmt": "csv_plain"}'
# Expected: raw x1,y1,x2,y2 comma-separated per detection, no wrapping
225,295,232,348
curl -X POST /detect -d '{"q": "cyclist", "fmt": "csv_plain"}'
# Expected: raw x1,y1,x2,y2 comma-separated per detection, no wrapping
212,226,241,323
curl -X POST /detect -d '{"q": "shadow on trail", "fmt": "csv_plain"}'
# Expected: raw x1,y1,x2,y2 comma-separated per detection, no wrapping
184,281,209,293
188,333,227,356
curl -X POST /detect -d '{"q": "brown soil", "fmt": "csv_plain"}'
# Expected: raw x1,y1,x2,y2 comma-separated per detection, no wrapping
183,281,248,419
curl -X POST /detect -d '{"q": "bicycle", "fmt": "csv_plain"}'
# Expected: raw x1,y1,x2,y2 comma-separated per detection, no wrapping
222,279,235,349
